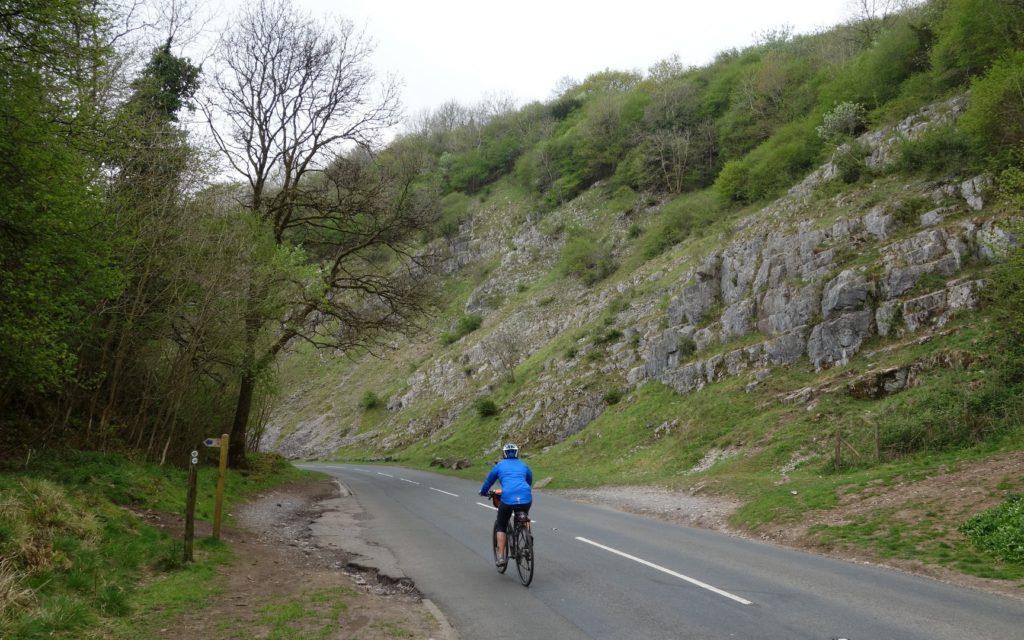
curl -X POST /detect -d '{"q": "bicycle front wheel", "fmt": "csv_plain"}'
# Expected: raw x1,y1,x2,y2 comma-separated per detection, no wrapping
515,527,534,586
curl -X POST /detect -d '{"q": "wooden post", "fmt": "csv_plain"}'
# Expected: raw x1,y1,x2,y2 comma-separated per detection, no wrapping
213,433,229,540
184,453,198,563
834,426,842,471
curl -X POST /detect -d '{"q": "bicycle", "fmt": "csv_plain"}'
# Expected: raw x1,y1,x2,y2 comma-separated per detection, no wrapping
487,490,534,586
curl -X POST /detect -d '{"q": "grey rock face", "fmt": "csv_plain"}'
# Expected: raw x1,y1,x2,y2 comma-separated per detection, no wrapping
668,280,719,326
821,269,872,319
764,327,808,365
720,299,756,340
721,238,763,303
960,175,991,211
902,279,985,333
758,284,818,335
755,229,833,291
920,208,946,227
807,310,874,370
875,301,901,338
863,206,896,239
977,221,1019,261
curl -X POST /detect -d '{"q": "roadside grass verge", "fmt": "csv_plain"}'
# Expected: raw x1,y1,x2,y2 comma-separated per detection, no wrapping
0,451,310,639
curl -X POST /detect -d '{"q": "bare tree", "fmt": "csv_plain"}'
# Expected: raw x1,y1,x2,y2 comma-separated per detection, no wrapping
846,0,906,48
486,326,523,383
202,0,437,466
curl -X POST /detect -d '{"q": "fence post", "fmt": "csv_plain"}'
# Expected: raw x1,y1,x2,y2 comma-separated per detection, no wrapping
834,426,842,470
213,433,229,540
184,450,198,563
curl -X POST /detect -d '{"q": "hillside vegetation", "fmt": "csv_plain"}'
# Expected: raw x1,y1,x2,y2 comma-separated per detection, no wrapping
266,0,1024,584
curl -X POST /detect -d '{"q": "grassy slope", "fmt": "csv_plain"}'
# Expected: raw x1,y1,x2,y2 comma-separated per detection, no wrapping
0,451,312,639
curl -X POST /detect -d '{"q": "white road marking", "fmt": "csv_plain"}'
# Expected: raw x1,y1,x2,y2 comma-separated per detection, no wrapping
376,472,394,478
400,478,421,485
430,487,459,497
575,537,753,606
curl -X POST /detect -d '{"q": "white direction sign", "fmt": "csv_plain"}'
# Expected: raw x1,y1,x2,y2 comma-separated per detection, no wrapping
203,437,221,448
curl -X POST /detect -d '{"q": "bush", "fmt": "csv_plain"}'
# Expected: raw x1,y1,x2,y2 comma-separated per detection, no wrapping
603,389,624,405
931,0,1024,84
959,52,1024,161
893,125,976,176
986,240,1024,384
960,495,1024,564
474,398,498,417
360,391,381,410
641,190,720,258
559,232,616,285
440,314,483,345
816,102,866,142
677,336,697,359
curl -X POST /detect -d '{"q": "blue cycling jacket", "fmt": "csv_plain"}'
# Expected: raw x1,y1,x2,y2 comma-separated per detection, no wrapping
479,458,533,505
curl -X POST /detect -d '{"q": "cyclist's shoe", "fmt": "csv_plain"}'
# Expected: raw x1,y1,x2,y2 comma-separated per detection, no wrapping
495,555,507,568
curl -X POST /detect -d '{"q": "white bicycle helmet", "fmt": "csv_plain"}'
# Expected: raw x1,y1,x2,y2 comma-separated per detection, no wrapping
502,443,520,459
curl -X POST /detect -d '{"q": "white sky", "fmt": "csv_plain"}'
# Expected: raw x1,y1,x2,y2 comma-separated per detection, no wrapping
217,0,855,127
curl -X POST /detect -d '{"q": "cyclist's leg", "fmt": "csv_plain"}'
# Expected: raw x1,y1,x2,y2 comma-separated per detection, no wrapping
494,503,514,563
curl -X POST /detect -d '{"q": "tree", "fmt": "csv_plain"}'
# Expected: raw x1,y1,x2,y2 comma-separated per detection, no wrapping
203,0,437,467
0,0,119,409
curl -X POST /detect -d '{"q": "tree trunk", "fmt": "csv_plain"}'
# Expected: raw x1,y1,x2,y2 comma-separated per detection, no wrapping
229,368,255,468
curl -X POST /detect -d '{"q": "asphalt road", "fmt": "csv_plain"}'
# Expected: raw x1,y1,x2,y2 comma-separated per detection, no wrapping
302,463,1024,640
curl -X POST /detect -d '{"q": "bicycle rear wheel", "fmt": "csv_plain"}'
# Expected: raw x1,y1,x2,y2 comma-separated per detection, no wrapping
514,527,534,586
492,528,507,574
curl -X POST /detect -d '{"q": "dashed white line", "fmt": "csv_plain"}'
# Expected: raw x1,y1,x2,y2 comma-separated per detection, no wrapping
400,478,421,485
430,487,459,497
376,472,394,478
575,537,753,606
476,502,497,511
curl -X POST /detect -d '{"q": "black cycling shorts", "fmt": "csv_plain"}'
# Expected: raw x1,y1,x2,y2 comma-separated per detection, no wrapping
494,501,532,534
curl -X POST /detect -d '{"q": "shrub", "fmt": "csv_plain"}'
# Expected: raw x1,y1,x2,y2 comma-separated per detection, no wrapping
891,196,932,226
986,239,1024,384
817,20,932,110
931,0,1024,84
960,495,1024,564
603,389,624,405
360,391,381,410
559,232,616,285
642,189,720,258
832,142,869,184
474,398,498,418
714,158,751,204
592,328,624,346
893,125,976,176
440,314,483,345
816,102,866,142
677,336,697,359
959,52,1024,161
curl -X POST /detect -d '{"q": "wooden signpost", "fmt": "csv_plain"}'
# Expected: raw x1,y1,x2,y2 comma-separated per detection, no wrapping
183,433,230,562
212,433,229,540
183,449,199,563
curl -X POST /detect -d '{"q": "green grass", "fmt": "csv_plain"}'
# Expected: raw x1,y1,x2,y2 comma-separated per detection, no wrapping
0,451,311,639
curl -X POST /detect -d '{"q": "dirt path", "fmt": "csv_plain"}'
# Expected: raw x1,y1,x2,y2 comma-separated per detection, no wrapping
148,479,451,640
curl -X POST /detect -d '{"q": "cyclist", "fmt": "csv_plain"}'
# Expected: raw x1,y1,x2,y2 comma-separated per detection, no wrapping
478,443,533,567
